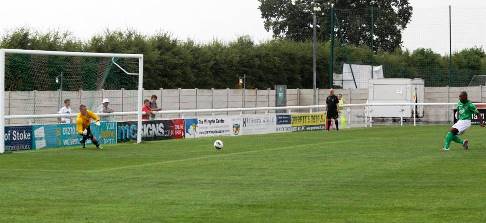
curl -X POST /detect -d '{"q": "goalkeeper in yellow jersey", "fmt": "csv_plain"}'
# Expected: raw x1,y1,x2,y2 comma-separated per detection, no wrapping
77,104,102,150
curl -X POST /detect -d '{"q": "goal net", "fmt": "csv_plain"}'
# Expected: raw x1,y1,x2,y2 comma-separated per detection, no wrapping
0,49,144,153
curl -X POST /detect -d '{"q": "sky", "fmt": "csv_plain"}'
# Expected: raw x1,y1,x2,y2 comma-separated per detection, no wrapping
403,0,486,54
0,0,485,55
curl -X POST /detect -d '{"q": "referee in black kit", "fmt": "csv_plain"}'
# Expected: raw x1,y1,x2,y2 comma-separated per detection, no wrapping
326,89,339,131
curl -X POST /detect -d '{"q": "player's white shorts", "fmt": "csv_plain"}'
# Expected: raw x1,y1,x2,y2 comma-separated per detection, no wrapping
452,120,472,135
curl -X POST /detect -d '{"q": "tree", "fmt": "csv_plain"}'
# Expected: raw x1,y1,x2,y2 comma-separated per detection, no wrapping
258,0,413,52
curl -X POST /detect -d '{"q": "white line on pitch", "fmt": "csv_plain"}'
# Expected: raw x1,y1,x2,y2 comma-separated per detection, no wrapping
88,139,361,173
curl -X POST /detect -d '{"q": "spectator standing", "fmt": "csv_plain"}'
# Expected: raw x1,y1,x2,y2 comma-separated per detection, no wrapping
58,99,72,124
97,98,114,114
97,98,115,121
142,99,154,121
149,95,162,120
338,94,347,129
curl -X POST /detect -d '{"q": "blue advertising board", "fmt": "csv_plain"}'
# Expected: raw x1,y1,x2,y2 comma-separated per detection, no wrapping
276,115,291,125
92,122,117,145
5,126,33,151
276,115,292,132
32,122,117,149
116,121,138,143
184,119,198,138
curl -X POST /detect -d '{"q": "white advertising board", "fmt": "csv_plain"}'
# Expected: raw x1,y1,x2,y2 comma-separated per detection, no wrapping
232,114,277,136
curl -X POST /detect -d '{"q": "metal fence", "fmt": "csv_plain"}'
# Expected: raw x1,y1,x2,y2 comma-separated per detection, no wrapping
321,6,486,88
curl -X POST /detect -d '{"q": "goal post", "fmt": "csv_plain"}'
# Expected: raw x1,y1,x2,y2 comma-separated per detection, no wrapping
0,49,144,154
0,50,5,154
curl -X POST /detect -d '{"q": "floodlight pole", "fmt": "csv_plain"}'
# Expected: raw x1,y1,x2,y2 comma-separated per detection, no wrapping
312,10,318,106
448,5,452,86
328,5,335,89
0,50,4,154
371,6,374,79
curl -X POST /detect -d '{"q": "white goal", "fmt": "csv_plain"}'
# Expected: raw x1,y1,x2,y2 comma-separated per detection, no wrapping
0,49,144,153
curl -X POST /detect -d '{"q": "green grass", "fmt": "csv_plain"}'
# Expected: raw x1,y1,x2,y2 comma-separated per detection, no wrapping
2,125,486,223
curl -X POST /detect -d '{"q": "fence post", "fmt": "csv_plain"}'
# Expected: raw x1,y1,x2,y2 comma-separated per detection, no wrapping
413,104,416,126
178,88,182,118
32,90,37,121
297,88,301,113
211,88,215,109
7,91,10,125
480,86,483,102
160,88,164,115
267,88,271,114
447,86,451,124
79,89,82,109
267,88,270,107
195,88,198,117
297,88,300,106
31,91,37,124
227,88,230,116
243,88,246,112
61,89,64,111
120,88,124,114
178,88,182,111
57,89,61,110
255,89,258,114
211,88,215,116
349,88,352,104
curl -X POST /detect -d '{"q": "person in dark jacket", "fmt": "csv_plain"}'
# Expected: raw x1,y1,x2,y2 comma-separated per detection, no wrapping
326,89,339,131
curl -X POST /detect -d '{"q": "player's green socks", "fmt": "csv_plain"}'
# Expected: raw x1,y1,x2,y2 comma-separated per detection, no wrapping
443,132,464,150
443,132,454,149
452,135,464,145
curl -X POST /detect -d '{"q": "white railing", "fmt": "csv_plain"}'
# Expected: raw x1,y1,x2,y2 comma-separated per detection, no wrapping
6,102,482,127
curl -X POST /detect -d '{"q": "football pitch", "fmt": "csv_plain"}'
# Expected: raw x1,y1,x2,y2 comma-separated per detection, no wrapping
1,126,486,223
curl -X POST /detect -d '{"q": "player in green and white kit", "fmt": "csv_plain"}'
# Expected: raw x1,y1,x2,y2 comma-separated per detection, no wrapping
443,91,484,151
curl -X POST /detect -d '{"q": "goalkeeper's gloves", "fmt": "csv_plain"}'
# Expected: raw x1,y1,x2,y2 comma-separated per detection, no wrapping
95,120,101,126
82,129,88,136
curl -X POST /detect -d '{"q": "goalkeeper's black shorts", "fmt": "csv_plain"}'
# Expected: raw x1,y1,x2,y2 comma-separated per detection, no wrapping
80,126,94,140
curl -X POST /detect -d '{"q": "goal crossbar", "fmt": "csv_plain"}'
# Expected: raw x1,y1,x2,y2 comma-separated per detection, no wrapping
0,49,143,58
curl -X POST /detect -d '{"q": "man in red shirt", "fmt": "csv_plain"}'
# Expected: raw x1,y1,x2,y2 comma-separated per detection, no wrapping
142,99,154,120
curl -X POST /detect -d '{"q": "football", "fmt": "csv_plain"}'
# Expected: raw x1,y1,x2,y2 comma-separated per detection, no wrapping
214,140,224,150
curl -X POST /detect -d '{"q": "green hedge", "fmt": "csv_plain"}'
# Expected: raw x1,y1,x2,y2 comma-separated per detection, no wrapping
2,28,485,89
